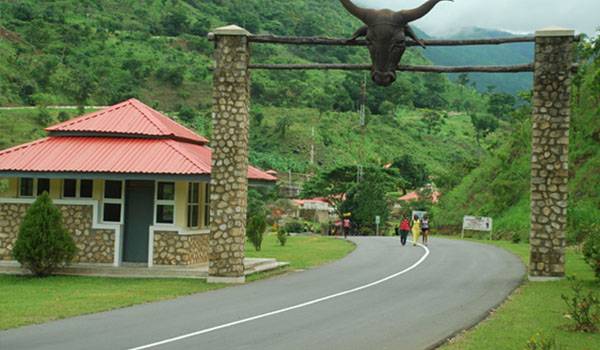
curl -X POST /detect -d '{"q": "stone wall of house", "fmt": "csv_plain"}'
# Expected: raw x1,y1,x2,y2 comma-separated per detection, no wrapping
0,203,115,264
153,231,209,266
529,29,574,279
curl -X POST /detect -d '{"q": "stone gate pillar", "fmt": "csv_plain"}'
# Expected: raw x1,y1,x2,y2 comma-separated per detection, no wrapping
207,25,251,284
529,28,575,281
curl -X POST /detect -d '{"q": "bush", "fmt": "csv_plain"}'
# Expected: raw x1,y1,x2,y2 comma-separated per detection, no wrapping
277,228,288,247
561,277,600,332
37,107,53,126
246,195,267,252
511,231,522,244
526,333,561,350
58,111,70,122
284,221,304,234
12,193,76,276
583,225,600,279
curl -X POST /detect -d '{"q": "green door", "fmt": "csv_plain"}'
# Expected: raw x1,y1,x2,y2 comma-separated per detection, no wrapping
123,180,155,263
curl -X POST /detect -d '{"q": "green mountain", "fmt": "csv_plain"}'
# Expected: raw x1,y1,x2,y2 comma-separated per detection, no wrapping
421,27,534,94
0,0,491,179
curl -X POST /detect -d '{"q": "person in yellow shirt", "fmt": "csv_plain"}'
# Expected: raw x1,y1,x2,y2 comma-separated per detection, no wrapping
411,214,421,246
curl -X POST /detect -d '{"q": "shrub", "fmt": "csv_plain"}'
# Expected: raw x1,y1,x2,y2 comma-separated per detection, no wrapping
582,225,600,279
246,191,267,251
12,193,76,276
37,107,53,126
284,221,304,234
58,111,70,122
561,277,600,332
511,231,522,244
277,227,288,247
526,333,560,350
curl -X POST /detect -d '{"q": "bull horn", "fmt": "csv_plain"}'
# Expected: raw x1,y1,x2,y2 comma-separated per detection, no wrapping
396,0,453,24
339,0,377,24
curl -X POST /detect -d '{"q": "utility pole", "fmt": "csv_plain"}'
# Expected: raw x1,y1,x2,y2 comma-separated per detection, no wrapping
357,73,367,183
310,126,315,166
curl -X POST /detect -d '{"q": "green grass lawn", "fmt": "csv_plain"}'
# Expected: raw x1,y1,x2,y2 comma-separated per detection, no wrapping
0,234,354,330
440,237,600,350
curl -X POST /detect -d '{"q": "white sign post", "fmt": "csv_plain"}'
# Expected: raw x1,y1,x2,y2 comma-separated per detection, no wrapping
375,216,381,236
461,216,493,240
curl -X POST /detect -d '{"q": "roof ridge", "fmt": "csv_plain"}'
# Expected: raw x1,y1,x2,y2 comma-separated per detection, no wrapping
161,140,208,173
129,99,169,135
46,102,127,131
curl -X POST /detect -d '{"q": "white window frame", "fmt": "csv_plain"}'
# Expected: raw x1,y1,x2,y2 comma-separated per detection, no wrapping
154,181,176,226
62,179,94,199
101,180,124,224
187,182,200,229
18,178,35,198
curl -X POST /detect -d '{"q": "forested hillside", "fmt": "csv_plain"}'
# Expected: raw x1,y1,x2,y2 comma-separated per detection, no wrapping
0,0,501,179
433,34,600,242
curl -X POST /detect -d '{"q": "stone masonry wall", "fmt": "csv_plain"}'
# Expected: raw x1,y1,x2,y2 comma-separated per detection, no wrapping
0,203,115,264
209,28,251,279
529,32,574,278
153,231,209,265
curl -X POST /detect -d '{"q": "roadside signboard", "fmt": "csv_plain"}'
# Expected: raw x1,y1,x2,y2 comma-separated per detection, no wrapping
375,216,381,225
462,216,493,240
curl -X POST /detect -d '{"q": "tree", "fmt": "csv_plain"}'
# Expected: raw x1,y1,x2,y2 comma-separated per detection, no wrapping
274,115,292,138
471,113,499,143
246,191,267,251
457,73,470,87
339,168,398,234
488,92,516,120
301,166,359,220
161,8,190,36
391,155,429,193
178,105,196,122
421,110,447,135
13,193,77,276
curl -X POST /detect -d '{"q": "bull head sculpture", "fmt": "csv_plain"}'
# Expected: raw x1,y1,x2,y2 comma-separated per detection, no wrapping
340,0,452,86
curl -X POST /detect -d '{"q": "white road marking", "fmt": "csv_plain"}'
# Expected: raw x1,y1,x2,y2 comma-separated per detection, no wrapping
128,241,430,350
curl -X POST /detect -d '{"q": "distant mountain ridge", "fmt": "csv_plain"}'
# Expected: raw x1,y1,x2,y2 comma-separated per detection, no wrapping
419,26,535,94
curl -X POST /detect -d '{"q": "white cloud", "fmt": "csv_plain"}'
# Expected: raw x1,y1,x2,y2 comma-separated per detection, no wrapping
352,0,599,36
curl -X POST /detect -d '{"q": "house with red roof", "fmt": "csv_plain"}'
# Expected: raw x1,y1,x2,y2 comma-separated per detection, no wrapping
0,99,275,268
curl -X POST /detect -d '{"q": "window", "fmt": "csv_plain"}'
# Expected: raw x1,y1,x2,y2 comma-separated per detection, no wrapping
19,178,51,198
103,181,123,223
63,179,77,198
187,183,200,228
80,180,93,198
19,178,34,197
203,183,211,227
156,182,175,224
62,179,94,198
37,179,50,196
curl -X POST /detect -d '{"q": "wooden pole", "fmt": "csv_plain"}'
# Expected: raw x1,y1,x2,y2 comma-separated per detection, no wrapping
249,63,535,73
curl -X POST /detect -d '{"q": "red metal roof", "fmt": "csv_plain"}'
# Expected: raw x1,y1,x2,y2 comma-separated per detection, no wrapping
0,99,276,182
46,99,208,145
0,137,275,181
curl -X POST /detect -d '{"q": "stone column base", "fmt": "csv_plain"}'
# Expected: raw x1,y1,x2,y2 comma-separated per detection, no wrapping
528,275,564,282
207,275,246,284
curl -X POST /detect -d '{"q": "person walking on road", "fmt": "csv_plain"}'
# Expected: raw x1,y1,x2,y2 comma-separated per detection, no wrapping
343,218,351,238
411,214,421,246
421,215,430,246
399,216,410,246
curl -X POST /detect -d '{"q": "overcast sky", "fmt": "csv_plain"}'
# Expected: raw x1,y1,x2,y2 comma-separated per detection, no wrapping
355,0,599,37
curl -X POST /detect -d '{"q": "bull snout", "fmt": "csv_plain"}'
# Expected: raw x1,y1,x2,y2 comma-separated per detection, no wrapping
372,71,396,87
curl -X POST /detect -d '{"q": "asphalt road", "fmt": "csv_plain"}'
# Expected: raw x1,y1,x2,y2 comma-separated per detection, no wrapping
1,237,525,350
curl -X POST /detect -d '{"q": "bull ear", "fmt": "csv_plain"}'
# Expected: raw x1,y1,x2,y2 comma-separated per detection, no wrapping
395,0,453,24
339,0,377,24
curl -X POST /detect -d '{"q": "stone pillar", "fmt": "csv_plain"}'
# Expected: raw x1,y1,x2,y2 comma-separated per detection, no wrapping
529,28,575,281
207,25,251,284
